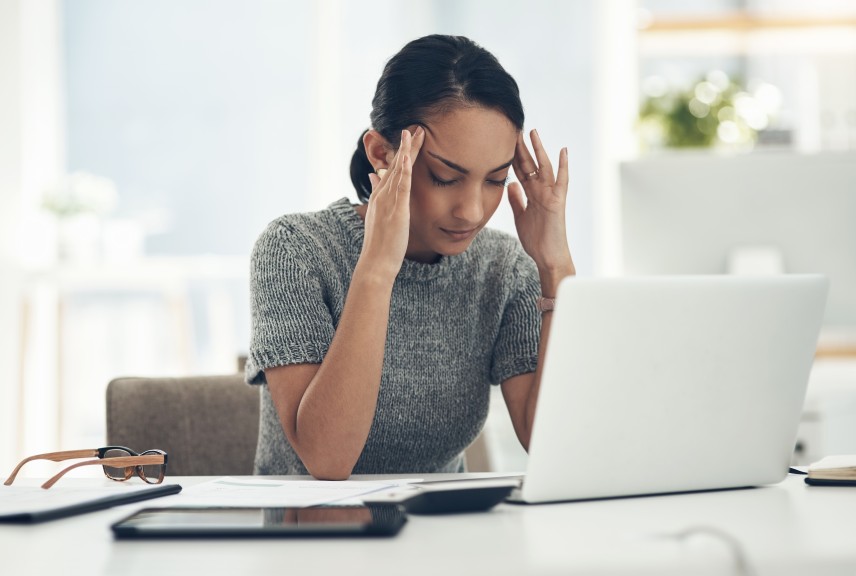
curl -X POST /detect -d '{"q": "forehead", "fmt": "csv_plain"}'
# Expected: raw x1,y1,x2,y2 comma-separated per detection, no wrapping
421,106,518,170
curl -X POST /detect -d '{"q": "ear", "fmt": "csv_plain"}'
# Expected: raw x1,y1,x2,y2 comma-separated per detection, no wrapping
363,130,395,173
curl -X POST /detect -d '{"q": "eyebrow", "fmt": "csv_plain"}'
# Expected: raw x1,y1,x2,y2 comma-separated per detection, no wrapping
426,151,513,176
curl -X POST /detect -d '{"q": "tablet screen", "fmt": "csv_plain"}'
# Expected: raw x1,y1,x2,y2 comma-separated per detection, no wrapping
112,505,406,538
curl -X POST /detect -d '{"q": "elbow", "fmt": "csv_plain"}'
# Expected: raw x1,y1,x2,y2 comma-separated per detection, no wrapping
294,438,355,480
511,419,533,454
287,425,360,480
310,470,351,481
305,460,354,481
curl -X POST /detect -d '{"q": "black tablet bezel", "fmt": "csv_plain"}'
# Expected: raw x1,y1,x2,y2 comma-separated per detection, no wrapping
111,504,407,538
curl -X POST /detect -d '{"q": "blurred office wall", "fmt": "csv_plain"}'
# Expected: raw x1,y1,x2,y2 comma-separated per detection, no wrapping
2,0,635,472
60,0,608,267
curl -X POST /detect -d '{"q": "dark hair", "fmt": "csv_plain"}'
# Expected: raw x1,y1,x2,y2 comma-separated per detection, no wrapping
349,35,525,202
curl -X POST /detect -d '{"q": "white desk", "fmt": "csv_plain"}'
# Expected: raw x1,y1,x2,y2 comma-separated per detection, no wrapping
2,474,855,576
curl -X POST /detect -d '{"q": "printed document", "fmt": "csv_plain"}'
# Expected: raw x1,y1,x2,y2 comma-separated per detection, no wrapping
160,477,421,508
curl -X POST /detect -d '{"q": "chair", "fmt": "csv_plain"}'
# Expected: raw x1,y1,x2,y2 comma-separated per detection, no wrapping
106,373,493,476
106,374,259,476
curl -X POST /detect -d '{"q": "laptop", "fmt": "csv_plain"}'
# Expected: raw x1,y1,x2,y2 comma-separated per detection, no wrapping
508,274,828,504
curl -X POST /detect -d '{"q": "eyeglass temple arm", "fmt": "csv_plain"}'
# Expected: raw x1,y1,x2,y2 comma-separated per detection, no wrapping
4,449,99,486
40,454,165,489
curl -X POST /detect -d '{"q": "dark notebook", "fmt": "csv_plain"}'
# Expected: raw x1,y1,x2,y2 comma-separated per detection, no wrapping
804,455,856,488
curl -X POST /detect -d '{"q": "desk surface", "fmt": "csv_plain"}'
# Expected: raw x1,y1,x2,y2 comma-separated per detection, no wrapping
2,474,855,576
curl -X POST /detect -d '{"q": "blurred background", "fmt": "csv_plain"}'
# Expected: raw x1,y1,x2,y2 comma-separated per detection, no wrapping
2,0,855,475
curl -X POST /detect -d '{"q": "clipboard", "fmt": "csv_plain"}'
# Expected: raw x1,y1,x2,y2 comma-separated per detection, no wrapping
0,483,182,523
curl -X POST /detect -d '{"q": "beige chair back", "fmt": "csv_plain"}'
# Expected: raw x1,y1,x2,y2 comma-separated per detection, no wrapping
106,374,259,476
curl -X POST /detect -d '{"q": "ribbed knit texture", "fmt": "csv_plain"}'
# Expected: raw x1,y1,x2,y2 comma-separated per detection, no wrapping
246,197,541,475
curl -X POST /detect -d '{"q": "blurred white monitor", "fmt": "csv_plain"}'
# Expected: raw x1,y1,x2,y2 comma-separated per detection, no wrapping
620,151,856,327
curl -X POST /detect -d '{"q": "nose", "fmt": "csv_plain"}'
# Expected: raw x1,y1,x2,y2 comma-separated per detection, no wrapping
451,184,483,225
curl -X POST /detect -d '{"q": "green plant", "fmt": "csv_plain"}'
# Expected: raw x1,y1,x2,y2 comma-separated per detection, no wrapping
638,72,772,150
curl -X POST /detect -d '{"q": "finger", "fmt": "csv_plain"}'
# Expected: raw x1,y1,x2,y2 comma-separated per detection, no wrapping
529,129,554,180
512,132,537,183
409,125,426,161
394,130,413,199
380,130,408,195
507,182,526,223
368,172,380,189
400,152,413,197
392,152,413,211
555,147,569,194
403,128,412,155
397,128,411,168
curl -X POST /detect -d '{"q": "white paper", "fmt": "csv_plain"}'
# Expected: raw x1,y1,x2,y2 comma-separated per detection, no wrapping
0,483,171,518
161,477,422,508
809,455,856,471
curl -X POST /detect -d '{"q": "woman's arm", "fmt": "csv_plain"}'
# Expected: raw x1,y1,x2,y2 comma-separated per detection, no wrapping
501,129,575,450
264,271,393,480
265,128,425,480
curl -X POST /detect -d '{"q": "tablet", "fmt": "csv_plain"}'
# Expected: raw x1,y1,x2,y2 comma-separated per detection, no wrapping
111,504,407,538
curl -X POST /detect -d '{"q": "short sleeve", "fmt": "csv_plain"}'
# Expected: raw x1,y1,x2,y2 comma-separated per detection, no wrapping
245,222,335,385
489,250,542,384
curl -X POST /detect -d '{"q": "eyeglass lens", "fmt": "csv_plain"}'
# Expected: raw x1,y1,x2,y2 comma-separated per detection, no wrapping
102,447,165,483
139,450,165,484
103,447,135,480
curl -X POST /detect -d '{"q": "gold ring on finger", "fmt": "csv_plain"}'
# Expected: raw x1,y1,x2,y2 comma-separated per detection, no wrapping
526,170,539,180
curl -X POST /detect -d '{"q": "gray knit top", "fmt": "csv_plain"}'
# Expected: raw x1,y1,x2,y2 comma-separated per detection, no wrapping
245,197,541,475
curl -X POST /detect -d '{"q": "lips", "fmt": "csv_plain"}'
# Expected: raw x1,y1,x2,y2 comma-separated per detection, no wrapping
441,227,478,241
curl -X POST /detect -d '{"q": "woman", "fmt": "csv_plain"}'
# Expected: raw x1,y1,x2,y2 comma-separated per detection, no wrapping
246,34,574,480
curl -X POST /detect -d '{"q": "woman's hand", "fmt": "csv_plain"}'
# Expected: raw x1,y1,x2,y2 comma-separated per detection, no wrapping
503,131,576,450
508,129,575,287
359,127,425,281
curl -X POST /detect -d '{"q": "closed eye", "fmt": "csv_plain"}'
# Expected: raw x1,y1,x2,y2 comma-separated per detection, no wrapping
430,171,458,187
430,171,509,189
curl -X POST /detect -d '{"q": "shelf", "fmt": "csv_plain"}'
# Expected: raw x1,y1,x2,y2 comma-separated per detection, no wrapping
638,12,856,57
641,13,856,33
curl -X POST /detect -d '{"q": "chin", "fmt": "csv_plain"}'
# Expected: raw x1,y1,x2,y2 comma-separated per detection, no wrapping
439,240,476,257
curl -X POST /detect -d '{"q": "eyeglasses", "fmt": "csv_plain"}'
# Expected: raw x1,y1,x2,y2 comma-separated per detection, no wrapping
4,446,168,489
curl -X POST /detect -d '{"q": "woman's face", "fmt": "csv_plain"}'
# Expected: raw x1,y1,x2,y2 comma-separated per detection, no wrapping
403,106,518,263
